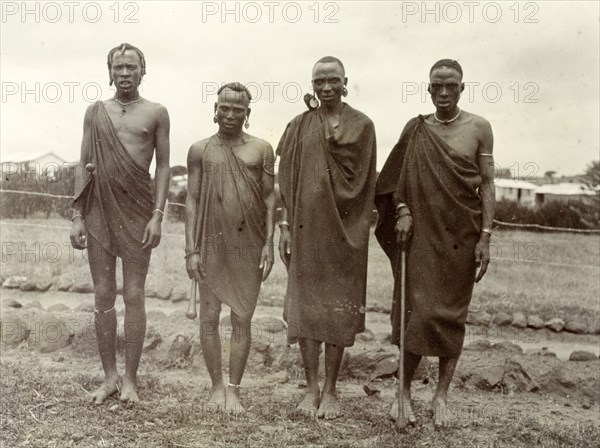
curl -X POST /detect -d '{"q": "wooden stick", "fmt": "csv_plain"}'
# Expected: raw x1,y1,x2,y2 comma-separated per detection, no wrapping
185,279,198,320
395,247,408,430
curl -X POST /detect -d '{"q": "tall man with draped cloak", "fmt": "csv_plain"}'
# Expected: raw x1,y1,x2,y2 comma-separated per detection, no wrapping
185,82,276,415
70,43,171,404
375,59,495,427
277,57,377,419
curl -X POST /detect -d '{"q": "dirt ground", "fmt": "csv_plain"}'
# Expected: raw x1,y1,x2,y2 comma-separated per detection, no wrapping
1,290,599,448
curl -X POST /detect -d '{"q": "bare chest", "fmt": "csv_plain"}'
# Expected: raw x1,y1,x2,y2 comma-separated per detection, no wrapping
426,119,480,161
104,102,157,166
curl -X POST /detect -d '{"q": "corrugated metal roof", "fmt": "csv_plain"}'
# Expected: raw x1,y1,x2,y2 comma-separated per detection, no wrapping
1,151,67,164
494,178,538,190
536,182,596,196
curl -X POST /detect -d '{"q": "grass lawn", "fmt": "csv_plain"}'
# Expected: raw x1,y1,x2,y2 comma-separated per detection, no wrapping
2,351,599,448
1,218,599,326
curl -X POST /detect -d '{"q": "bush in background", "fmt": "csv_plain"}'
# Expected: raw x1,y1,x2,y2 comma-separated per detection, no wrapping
495,199,600,229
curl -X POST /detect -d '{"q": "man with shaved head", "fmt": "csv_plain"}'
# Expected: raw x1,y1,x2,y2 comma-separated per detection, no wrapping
375,59,495,427
185,82,275,414
278,56,377,419
71,43,171,404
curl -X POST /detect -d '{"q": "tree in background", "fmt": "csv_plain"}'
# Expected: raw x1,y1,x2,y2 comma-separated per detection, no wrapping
582,161,600,188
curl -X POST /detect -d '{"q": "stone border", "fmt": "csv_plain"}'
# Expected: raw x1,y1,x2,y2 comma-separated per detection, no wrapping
2,275,600,335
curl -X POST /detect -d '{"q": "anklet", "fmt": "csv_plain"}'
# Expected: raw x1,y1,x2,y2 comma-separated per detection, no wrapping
227,382,241,389
94,305,115,314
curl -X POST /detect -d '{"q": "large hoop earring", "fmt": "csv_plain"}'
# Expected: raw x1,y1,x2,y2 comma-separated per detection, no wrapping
213,115,218,123
342,87,348,97
244,118,250,129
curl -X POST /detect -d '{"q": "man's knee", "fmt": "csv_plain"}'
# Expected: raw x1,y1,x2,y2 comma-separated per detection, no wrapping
94,284,117,309
230,312,252,342
199,307,221,341
230,312,251,328
122,285,145,308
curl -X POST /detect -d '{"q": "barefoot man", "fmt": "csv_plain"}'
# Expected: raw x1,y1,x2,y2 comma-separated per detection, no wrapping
185,82,275,414
375,59,495,427
70,43,170,404
277,57,377,419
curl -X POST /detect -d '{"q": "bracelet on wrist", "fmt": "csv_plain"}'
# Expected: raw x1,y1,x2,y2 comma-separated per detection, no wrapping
153,209,165,216
71,214,83,222
481,227,492,236
396,208,412,219
184,249,201,260
278,220,290,229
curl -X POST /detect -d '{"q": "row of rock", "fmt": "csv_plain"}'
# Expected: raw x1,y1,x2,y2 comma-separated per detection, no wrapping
3,275,599,335
467,309,598,335
2,275,190,303
463,338,599,362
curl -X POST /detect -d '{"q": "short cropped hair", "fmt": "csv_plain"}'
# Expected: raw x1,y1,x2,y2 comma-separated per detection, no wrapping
217,82,253,102
313,56,345,75
429,59,463,78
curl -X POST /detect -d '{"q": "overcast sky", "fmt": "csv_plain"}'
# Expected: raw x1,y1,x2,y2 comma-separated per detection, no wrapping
1,1,598,177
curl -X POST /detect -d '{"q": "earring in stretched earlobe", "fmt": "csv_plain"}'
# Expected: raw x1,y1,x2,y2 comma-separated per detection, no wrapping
342,87,348,97
213,115,218,123
244,118,250,129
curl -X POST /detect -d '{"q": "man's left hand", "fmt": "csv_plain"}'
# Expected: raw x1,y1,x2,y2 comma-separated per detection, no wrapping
259,243,274,281
142,216,162,249
474,236,491,282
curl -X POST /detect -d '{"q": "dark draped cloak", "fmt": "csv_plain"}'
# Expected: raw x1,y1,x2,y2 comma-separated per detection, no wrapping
192,135,267,320
277,104,377,347
375,115,482,357
73,101,153,272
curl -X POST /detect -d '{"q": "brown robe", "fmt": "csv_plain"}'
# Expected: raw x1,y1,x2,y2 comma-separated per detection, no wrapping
192,135,267,319
375,115,482,357
277,104,377,347
73,101,153,273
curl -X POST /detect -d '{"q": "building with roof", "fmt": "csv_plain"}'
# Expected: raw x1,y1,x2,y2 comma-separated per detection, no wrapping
535,182,597,206
494,178,538,207
1,151,69,180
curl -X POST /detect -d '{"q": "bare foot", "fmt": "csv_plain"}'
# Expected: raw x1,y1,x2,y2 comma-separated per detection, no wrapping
119,376,139,403
317,392,342,420
89,376,119,405
297,390,320,417
432,397,449,428
205,383,226,413
389,399,417,425
225,385,244,416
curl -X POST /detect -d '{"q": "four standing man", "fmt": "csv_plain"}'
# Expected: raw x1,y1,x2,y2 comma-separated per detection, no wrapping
71,46,494,427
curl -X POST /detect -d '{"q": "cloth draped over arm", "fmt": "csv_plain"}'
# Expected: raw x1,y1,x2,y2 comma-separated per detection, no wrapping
277,104,377,347
192,136,267,320
374,115,482,357
72,101,153,269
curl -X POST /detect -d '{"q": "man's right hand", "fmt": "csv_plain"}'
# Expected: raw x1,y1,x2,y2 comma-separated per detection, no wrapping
186,254,205,280
395,215,413,245
70,218,87,250
278,228,292,269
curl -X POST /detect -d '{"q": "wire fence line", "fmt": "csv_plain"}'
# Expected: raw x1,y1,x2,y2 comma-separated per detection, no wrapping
493,219,600,234
2,189,599,271
0,221,185,238
2,189,600,235
2,220,597,270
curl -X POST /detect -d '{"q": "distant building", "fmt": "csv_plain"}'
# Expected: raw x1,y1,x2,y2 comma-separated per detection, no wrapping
494,178,538,207
535,182,597,206
1,151,69,180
